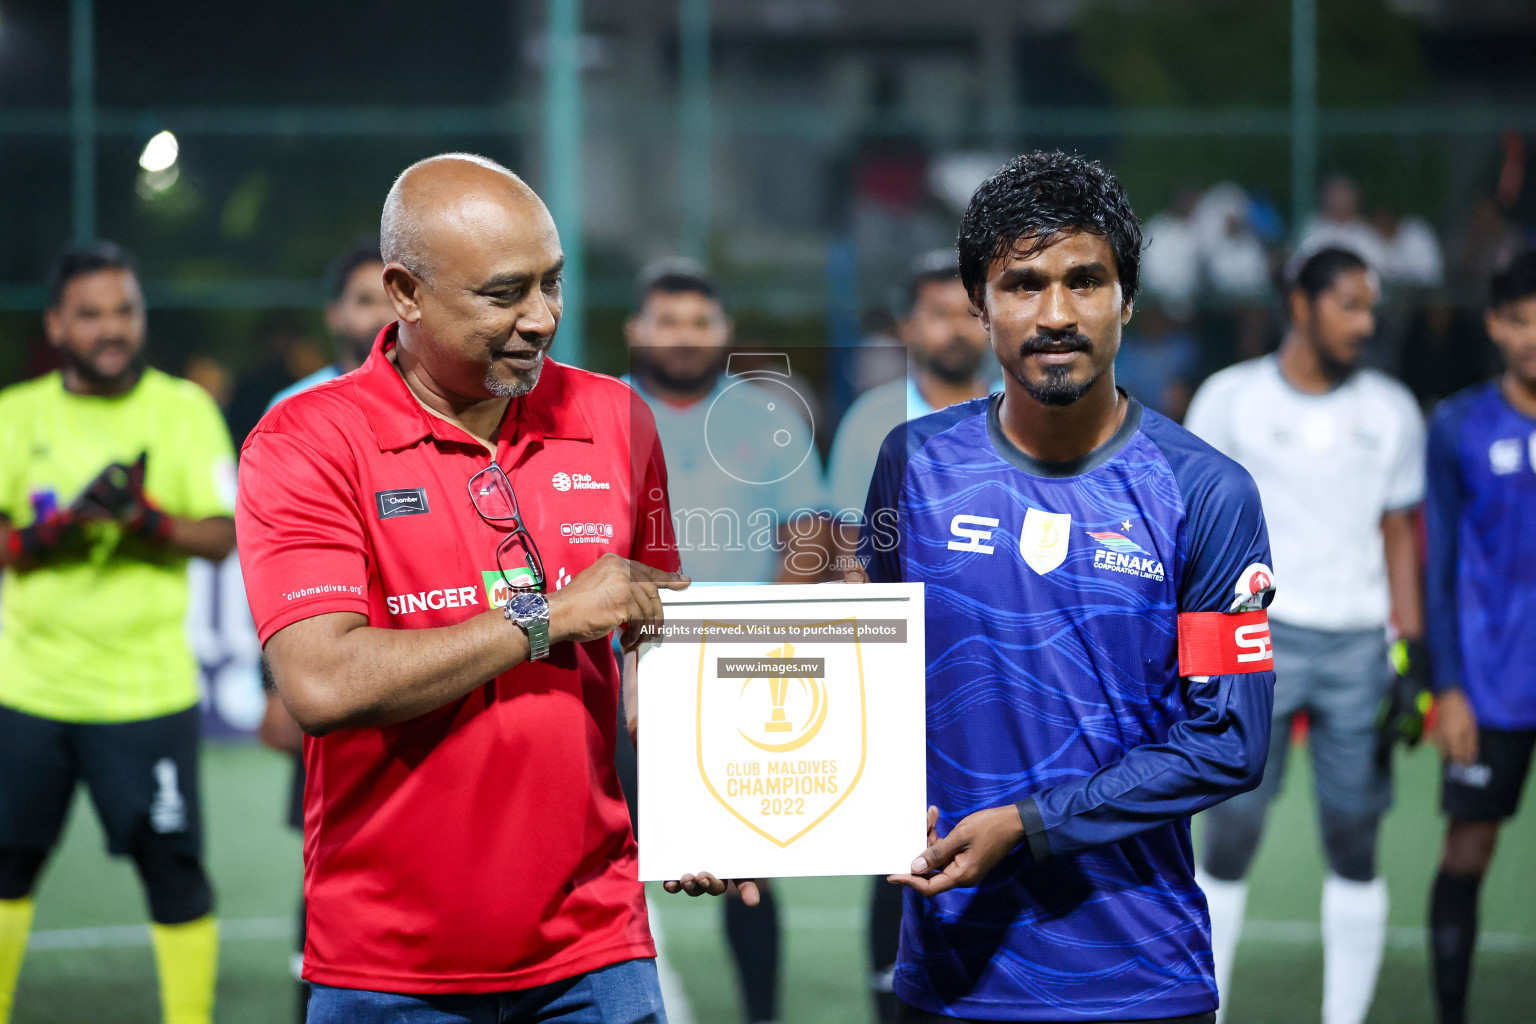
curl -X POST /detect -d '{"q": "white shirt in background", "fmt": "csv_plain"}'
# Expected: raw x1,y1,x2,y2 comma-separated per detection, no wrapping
1183,355,1425,631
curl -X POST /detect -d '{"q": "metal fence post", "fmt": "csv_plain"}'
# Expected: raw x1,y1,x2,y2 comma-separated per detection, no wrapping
679,0,712,262
71,0,96,246
544,0,585,367
1291,0,1318,234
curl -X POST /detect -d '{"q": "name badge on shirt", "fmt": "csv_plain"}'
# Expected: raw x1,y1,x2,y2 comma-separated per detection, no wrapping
375,487,431,519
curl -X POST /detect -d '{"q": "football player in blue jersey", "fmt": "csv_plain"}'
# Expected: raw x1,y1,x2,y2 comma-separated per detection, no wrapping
1424,248,1536,1024
857,150,1277,1024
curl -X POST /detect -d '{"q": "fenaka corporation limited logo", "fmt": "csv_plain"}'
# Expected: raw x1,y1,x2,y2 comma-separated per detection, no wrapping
1089,529,1166,582
552,470,609,492
697,623,867,848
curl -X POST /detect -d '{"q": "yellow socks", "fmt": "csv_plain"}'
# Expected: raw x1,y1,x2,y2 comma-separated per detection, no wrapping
149,916,218,1024
0,897,34,1024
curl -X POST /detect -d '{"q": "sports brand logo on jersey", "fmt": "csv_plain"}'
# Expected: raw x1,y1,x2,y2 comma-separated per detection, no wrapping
1019,508,1071,575
1489,437,1524,476
1229,562,1276,612
947,514,1000,554
375,487,430,519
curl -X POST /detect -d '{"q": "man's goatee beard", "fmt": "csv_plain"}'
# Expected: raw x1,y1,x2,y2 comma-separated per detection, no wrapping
487,361,543,399
62,344,147,391
1020,366,1097,406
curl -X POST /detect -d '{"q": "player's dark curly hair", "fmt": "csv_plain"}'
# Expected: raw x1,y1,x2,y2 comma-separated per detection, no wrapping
1284,246,1368,301
47,240,137,308
957,151,1143,308
1490,248,1536,309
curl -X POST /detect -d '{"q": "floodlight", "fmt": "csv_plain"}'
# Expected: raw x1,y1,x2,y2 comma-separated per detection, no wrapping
138,131,179,173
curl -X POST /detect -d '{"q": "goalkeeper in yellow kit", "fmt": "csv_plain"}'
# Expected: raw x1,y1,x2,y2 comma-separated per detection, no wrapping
0,243,236,1024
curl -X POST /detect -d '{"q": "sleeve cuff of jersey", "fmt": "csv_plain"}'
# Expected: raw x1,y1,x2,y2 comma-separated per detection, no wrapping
1014,797,1051,864
256,597,370,645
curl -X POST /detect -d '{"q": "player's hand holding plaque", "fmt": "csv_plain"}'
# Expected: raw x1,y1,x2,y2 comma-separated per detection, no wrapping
639,582,926,881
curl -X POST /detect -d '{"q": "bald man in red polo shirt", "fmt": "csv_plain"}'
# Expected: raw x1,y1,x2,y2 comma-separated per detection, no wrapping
237,154,692,1023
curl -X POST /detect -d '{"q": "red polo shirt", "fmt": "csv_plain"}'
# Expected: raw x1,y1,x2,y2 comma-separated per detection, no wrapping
236,328,678,993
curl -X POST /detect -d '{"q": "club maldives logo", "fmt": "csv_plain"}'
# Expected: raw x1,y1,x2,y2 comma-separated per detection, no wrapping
552,470,610,492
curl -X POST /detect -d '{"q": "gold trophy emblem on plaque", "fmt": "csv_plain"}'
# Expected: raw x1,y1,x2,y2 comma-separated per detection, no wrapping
696,618,868,848
764,643,795,733
743,643,828,752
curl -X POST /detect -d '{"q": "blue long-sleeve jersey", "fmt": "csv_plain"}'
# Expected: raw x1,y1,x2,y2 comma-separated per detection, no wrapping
859,394,1276,1021
1425,382,1536,729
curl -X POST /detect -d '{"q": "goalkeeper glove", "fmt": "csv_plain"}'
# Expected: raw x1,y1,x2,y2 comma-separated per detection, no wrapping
1375,637,1433,769
6,507,78,561
70,452,171,540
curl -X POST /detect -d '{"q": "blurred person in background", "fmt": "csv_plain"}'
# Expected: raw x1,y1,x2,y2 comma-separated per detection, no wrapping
225,316,330,447
182,354,235,419
1193,183,1272,302
1113,300,1200,422
1139,186,1204,314
257,236,392,1023
827,251,995,518
266,237,392,408
0,242,237,1024
1186,247,1428,1024
619,261,826,1024
823,250,993,1024
1371,207,1444,290
1192,184,1274,362
1423,249,1536,1024
1298,175,1390,274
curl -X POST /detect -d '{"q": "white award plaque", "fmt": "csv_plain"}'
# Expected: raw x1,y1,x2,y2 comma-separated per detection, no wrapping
636,583,927,881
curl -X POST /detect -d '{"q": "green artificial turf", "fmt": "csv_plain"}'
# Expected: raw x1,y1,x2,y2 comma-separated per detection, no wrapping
10,741,1533,1023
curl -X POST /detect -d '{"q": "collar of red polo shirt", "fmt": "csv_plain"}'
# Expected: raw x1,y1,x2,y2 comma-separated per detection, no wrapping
356,323,594,459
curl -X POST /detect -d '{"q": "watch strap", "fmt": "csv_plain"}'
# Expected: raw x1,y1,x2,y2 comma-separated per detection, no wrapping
525,617,551,661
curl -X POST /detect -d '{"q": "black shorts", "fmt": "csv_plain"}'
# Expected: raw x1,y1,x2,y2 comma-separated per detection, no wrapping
0,703,204,858
1441,728,1536,822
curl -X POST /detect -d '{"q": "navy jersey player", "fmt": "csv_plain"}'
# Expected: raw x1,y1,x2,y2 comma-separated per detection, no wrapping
858,151,1277,1023
1424,249,1536,1024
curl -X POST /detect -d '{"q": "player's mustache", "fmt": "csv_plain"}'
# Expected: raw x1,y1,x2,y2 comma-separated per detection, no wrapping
89,337,133,356
1018,331,1093,356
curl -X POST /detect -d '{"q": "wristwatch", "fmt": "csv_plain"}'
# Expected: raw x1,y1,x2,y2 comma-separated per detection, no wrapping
503,590,551,661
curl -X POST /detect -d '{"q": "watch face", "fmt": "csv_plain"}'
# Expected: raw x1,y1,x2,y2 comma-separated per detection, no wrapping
509,591,548,618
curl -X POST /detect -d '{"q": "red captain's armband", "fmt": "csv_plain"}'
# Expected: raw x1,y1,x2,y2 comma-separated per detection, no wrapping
1177,610,1274,676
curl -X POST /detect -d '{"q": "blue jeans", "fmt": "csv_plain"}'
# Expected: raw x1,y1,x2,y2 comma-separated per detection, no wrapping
307,958,668,1024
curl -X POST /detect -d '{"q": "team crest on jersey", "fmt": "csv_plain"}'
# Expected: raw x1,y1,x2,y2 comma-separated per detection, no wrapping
1019,508,1072,575
1229,562,1276,612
